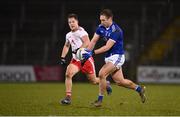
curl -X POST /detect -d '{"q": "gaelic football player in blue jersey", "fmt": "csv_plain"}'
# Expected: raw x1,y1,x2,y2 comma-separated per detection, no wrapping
83,9,146,107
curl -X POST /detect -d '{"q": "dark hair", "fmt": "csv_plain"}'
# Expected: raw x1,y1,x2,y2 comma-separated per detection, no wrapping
100,9,113,19
67,13,78,20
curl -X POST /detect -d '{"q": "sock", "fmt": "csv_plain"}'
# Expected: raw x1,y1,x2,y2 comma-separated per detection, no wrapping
97,95,104,102
135,85,142,93
66,92,72,98
106,86,111,90
106,81,111,91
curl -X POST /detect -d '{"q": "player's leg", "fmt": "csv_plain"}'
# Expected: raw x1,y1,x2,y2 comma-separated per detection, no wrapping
86,73,99,84
108,54,146,103
82,57,112,95
61,63,80,105
82,57,99,84
86,73,112,95
111,68,146,103
93,62,115,107
65,63,80,96
111,69,137,89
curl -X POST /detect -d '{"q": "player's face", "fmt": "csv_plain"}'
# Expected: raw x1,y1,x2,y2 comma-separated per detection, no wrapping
100,15,112,28
68,17,79,31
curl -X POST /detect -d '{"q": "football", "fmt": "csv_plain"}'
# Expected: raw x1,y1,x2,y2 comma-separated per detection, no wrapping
76,48,88,60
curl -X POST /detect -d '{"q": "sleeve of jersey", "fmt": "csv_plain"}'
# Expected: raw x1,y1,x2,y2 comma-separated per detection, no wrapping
65,34,69,43
110,31,120,42
79,30,88,38
95,27,102,36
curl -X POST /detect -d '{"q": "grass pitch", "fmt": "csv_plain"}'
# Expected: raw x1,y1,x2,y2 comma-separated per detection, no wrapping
0,83,180,116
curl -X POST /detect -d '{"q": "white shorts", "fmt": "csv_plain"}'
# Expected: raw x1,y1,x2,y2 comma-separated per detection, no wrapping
105,54,125,69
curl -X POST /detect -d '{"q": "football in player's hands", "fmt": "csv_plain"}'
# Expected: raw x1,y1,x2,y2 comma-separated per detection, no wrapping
82,49,94,60
76,48,88,60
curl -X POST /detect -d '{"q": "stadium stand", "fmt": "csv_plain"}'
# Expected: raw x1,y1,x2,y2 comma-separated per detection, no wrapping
0,0,179,68
140,17,180,65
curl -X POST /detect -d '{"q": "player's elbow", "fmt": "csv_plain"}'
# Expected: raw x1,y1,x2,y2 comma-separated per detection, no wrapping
104,46,111,52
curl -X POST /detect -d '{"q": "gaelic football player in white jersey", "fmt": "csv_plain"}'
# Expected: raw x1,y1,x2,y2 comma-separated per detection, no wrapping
59,13,112,105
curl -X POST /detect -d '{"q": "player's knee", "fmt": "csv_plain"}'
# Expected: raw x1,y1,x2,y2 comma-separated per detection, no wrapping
116,79,133,86
88,78,98,85
65,72,74,79
115,79,124,86
90,80,98,85
116,82,122,86
98,72,106,80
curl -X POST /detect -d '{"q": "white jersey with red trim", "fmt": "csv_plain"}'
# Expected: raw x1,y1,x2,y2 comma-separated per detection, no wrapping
66,26,88,59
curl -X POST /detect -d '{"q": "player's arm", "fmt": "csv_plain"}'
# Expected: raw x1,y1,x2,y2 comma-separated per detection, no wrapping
87,33,100,50
82,33,100,60
61,41,70,58
94,39,115,54
94,30,119,54
81,35,90,48
82,38,115,60
58,41,70,66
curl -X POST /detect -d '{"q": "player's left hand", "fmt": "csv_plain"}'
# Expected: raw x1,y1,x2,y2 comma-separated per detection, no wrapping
82,49,94,60
58,57,67,66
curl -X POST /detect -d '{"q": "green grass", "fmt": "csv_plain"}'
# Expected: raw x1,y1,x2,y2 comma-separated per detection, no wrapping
0,83,180,116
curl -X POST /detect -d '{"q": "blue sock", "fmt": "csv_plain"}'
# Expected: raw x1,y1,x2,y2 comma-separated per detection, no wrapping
97,95,103,101
135,85,142,93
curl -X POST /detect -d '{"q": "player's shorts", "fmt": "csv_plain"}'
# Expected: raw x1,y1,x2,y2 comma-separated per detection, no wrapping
105,54,125,69
70,57,95,74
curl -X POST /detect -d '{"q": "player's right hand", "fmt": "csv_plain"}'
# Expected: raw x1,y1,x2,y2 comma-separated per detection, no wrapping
58,57,67,66
83,49,94,60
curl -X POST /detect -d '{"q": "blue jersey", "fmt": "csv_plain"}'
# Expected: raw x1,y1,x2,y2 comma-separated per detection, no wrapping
95,22,124,57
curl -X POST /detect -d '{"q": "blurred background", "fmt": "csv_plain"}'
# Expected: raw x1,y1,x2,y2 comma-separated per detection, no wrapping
0,0,180,83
